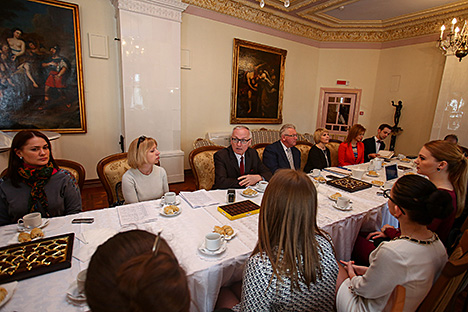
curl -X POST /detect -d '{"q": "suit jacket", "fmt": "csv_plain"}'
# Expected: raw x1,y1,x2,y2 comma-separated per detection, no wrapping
213,146,272,189
303,145,331,172
338,142,365,166
263,140,301,174
363,137,386,162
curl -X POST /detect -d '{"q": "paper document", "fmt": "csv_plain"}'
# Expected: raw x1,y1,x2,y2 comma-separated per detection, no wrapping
117,202,159,226
179,190,219,208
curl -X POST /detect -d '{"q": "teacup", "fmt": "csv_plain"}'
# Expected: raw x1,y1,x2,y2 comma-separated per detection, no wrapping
17,212,42,228
373,158,383,170
311,169,321,177
205,233,222,251
256,181,268,192
368,163,375,171
352,169,365,179
77,269,87,294
397,154,405,160
337,196,351,209
162,192,176,205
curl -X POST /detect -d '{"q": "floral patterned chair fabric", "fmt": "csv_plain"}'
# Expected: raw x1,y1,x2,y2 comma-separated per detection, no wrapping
300,133,314,144
252,143,269,161
295,141,314,171
97,152,130,206
56,159,86,191
326,141,342,167
189,146,224,190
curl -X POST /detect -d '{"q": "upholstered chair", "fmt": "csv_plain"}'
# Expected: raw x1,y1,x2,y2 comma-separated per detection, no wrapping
252,143,269,161
326,139,342,167
295,141,314,171
189,146,223,190
96,153,130,206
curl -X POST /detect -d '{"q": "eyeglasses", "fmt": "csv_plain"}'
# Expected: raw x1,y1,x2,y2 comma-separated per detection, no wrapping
231,138,251,145
137,136,146,150
283,134,298,138
383,189,405,215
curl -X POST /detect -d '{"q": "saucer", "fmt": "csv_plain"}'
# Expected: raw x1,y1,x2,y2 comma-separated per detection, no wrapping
159,199,181,207
198,240,227,256
17,219,49,232
253,187,265,193
0,281,17,308
366,172,379,177
332,203,352,211
160,207,181,217
66,281,86,304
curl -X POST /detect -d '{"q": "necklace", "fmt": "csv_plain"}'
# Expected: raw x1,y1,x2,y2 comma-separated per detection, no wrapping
393,232,439,245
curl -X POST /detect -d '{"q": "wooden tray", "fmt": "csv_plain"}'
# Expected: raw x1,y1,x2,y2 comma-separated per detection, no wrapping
0,233,74,283
218,200,260,220
326,176,372,193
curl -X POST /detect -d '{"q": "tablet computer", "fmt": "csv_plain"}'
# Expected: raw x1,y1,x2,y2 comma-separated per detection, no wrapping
385,164,398,181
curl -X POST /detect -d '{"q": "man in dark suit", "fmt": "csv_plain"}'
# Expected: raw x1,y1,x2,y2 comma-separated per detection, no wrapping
213,126,272,189
363,123,392,162
263,124,301,174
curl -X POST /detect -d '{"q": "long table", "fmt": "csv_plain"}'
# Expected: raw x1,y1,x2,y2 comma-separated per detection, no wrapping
0,160,413,312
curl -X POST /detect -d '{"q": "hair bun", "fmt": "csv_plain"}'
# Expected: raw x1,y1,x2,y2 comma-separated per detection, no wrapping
426,190,453,220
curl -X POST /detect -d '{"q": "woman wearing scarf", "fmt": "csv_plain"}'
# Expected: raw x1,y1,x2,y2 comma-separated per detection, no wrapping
0,130,82,225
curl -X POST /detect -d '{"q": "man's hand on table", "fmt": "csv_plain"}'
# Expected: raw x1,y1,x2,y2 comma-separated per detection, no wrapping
238,174,262,187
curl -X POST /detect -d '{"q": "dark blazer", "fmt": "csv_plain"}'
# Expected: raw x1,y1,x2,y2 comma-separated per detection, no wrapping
363,137,386,162
303,145,331,173
338,142,365,166
263,140,301,174
213,146,272,189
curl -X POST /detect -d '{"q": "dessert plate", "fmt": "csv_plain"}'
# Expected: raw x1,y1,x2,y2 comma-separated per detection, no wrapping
0,281,18,308
160,208,181,217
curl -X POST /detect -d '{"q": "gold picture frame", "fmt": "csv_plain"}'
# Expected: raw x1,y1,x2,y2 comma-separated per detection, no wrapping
0,0,86,133
230,38,286,124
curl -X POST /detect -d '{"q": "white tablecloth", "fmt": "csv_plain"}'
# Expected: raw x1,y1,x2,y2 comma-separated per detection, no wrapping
0,161,415,312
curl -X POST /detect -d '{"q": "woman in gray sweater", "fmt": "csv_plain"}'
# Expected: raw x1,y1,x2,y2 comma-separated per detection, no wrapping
0,130,82,225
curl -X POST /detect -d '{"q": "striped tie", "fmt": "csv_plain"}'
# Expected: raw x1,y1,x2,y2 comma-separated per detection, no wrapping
286,148,295,169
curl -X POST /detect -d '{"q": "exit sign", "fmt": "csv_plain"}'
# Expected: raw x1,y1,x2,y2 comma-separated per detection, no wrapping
336,80,349,86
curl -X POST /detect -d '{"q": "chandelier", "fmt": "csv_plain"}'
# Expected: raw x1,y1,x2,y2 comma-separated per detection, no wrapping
437,18,468,62
259,0,290,8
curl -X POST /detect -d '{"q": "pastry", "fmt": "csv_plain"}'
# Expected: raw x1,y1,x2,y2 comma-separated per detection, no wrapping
372,180,384,187
213,226,224,235
330,192,342,200
163,205,179,215
18,232,31,243
223,225,234,236
0,287,7,303
30,228,44,239
314,176,326,183
368,170,378,176
242,189,258,196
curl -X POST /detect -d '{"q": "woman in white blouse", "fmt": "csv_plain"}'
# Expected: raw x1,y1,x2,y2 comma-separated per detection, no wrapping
122,136,169,204
336,175,452,311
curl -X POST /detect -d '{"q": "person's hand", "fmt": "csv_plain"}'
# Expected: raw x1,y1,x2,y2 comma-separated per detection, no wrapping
340,260,357,279
368,153,379,159
381,224,395,232
366,231,387,240
238,174,262,187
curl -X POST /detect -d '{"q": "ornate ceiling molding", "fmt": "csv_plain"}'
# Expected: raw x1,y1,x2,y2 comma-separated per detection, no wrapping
111,0,188,22
182,0,468,42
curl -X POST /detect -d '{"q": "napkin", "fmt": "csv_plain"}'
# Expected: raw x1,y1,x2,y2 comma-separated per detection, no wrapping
74,228,117,262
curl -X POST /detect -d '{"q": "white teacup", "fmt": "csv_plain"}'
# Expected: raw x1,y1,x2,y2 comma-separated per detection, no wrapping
397,154,405,160
352,169,365,179
337,196,351,209
256,181,268,192
162,192,176,205
373,158,383,170
17,212,42,228
368,163,375,171
205,233,222,251
312,169,321,177
77,269,87,294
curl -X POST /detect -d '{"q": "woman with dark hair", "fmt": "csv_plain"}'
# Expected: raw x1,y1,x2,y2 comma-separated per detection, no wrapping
338,124,366,166
303,128,331,172
85,230,190,312
337,175,451,311
122,136,169,203
220,169,338,311
0,130,81,225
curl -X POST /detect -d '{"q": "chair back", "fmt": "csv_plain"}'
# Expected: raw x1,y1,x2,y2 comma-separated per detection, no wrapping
56,159,86,190
96,153,130,206
252,143,269,161
250,128,280,145
326,140,342,167
193,138,217,149
189,146,223,190
417,229,468,312
383,285,406,312
301,132,315,144
295,141,314,171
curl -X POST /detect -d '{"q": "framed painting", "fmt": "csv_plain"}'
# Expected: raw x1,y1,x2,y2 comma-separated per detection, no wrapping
230,38,286,124
0,0,86,133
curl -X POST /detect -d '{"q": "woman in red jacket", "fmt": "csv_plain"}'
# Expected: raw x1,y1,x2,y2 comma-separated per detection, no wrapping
338,124,366,166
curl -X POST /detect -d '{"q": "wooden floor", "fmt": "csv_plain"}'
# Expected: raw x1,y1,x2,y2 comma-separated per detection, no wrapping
80,171,467,310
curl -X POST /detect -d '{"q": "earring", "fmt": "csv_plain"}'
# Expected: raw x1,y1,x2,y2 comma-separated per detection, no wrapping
437,168,440,172
19,156,23,160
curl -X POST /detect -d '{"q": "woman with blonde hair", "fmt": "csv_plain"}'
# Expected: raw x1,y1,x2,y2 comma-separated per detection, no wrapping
338,124,366,166
122,136,169,204
304,128,331,172
225,169,338,311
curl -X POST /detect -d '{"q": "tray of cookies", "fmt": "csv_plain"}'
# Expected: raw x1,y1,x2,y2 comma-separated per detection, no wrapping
326,176,372,193
0,233,74,284
217,200,260,220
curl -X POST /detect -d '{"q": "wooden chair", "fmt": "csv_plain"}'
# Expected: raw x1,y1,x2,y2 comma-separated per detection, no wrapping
1,159,85,190
250,128,280,145
383,285,406,312
96,153,130,206
252,143,269,161
295,141,314,171
417,229,468,312
189,146,223,190
55,159,86,190
193,138,217,149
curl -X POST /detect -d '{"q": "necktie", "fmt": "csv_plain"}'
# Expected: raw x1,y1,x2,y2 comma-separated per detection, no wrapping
240,156,244,175
286,148,295,169
376,140,383,144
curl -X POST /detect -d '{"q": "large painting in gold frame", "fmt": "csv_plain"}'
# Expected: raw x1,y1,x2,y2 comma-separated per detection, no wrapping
0,0,86,133
230,38,286,124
